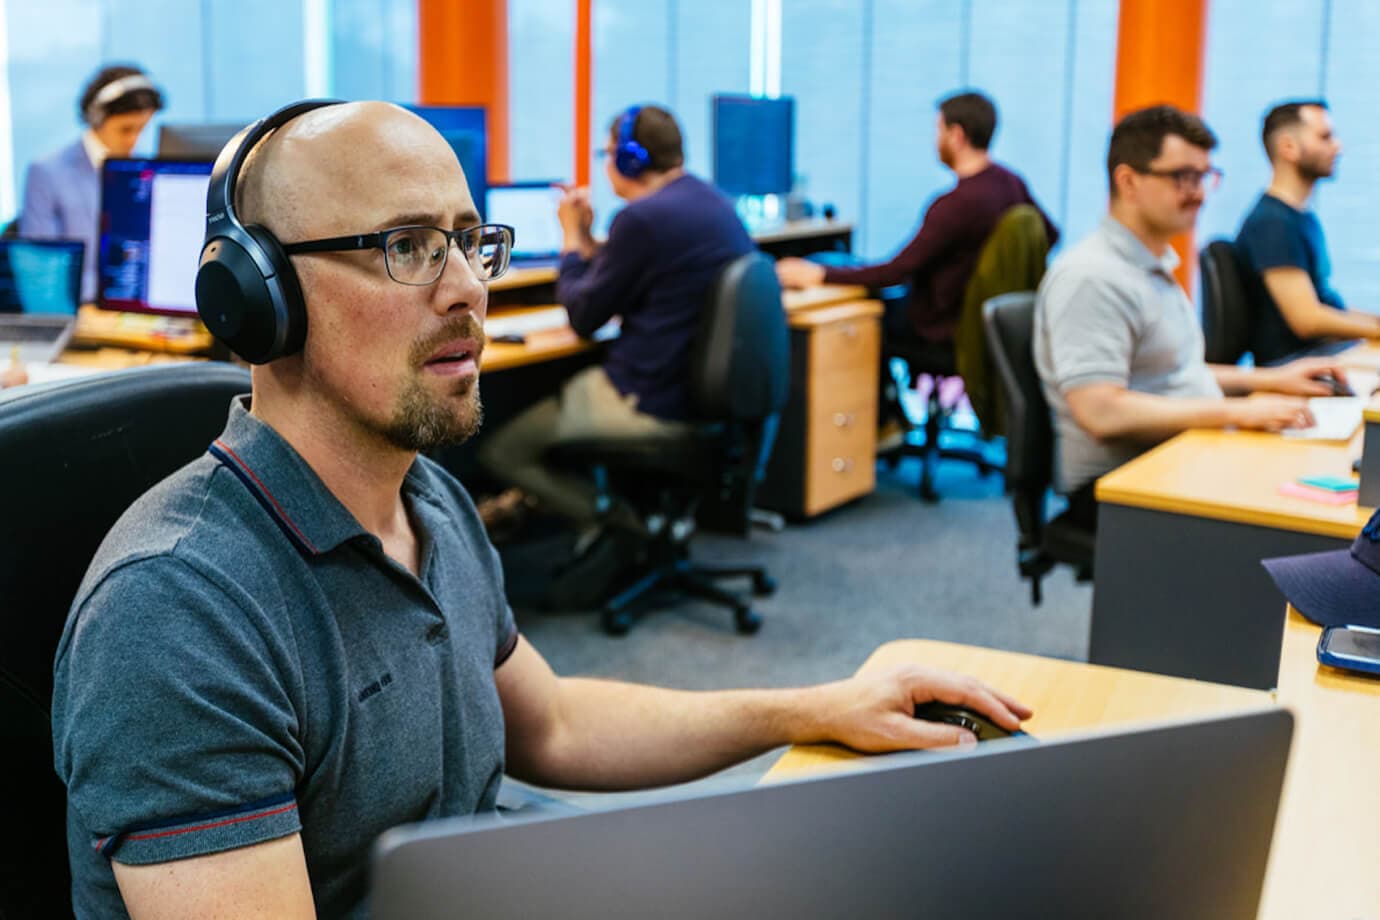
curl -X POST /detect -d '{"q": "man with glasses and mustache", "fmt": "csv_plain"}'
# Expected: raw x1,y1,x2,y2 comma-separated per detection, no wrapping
51,102,1031,919
1235,100,1380,365
1034,105,1348,532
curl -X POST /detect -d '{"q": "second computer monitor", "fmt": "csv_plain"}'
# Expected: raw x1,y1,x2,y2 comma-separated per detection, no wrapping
157,123,246,160
405,105,488,216
485,183,564,263
99,158,213,317
712,94,794,198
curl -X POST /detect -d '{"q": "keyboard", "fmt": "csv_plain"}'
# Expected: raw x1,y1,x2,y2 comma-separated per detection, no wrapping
485,307,570,340
1284,396,1365,441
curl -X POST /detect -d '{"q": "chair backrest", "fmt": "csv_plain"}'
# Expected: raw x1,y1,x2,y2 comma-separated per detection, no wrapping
690,252,790,422
0,362,251,917
982,292,1050,542
1199,239,1253,365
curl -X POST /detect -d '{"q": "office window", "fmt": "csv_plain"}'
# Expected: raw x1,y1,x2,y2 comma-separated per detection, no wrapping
509,0,575,183
1061,0,1119,249
330,0,418,103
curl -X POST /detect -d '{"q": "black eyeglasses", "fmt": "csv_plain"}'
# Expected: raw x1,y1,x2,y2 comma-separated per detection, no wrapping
1137,166,1223,194
282,223,515,286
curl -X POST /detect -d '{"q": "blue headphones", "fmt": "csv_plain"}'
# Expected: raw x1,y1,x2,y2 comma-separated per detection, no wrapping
613,105,650,178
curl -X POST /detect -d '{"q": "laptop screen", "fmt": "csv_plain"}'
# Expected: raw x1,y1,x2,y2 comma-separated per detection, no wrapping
0,240,83,315
99,158,214,317
485,183,563,260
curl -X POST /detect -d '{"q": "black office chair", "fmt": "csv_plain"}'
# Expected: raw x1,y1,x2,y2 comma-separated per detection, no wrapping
0,362,251,918
982,292,1094,605
877,319,999,502
550,252,790,636
1199,239,1253,365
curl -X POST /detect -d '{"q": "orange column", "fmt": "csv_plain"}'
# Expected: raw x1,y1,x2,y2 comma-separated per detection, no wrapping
574,0,594,186
418,0,510,184
1113,0,1208,290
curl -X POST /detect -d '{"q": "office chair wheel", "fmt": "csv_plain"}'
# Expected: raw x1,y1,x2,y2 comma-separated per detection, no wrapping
601,608,634,637
751,573,776,597
734,607,763,634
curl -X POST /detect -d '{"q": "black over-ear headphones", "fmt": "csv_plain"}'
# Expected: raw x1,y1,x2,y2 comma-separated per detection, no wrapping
196,98,343,364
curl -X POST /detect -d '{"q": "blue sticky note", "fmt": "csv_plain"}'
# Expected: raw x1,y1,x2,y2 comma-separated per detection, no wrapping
1299,475,1359,493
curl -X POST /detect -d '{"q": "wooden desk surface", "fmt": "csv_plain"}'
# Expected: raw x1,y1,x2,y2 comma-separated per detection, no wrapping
764,633,1380,920
1095,428,1371,539
749,219,853,245
781,284,869,313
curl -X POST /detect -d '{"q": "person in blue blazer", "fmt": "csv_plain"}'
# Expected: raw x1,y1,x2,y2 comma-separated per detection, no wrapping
20,65,164,303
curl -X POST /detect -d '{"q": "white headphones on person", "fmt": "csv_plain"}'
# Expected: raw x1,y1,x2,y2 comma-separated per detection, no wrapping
84,74,157,126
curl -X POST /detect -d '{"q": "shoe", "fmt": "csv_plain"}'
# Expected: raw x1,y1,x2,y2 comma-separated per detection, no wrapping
544,528,641,610
478,488,531,543
876,419,906,453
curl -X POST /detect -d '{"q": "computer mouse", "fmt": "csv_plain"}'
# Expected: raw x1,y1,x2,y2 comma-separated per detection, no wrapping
1314,373,1355,397
913,702,1022,742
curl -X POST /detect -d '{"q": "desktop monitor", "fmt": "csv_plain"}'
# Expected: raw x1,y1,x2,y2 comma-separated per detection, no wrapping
373,709,1292,920
484,183,563,261
0,240,84,314
98,158,214,317
712,94,794,198
404,105,488,216
157,122,246,160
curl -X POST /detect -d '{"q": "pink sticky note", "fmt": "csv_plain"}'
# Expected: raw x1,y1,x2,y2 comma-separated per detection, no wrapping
1278,481,1359,505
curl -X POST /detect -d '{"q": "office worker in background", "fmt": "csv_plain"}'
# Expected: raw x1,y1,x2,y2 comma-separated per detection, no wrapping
775,91,1058,355
478,104,754,596
51,101,1031,918
1234,100,1380,364
1035,105,1347,532
19,64,164,303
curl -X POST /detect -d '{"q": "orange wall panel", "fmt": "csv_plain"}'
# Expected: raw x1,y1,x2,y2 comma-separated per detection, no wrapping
418,0,510,184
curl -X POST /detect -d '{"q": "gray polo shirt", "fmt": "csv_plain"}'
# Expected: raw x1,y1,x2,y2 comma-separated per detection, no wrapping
52,397,519,919
1034,215,1222,493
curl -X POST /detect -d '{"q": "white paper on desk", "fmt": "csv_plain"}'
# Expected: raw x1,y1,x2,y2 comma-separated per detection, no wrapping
24,362,109,385
1283,396,1365,441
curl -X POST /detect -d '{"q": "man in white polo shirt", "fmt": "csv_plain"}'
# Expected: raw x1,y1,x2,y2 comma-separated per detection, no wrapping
1035,105,1349,531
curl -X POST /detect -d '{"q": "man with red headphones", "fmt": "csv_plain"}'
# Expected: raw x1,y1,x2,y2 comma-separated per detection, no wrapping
478,105,753,602
51,100,1030,918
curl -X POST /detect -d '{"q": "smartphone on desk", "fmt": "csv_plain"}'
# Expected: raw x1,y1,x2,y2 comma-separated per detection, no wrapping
1317,624,1380,676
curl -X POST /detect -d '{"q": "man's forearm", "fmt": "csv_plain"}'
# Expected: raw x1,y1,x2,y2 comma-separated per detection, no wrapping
511,677,835,792
1074,390,1235,443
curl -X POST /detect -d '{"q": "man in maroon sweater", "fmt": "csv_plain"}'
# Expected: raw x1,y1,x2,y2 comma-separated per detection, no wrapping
777,91,1057,346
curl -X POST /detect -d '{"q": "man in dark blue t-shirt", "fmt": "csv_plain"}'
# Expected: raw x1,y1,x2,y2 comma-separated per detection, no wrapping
479,105,754,552
1235,100,1380,364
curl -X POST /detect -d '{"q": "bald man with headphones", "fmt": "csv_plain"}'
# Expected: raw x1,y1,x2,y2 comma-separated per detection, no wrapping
20,65,165,303
479,105,757,601
50,100,1029,918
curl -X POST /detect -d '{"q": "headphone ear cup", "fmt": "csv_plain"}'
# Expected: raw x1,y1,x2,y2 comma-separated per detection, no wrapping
195,225,305,364
616,140,649,178
247,225,307,356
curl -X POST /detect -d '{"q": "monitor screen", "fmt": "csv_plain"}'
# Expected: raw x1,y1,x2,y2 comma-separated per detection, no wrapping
485,183,563,259
404,105,488,217
99,158,213,317
157,123,246,160
712,95,794,197
0,240,84,314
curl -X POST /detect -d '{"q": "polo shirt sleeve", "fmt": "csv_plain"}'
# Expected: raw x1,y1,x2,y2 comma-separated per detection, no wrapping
1238,208,1310,273
1039,268,1142,392
52,555,304,866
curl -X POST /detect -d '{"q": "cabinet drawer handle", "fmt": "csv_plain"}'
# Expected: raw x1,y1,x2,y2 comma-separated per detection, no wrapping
831,457,854,474
832,412,854,428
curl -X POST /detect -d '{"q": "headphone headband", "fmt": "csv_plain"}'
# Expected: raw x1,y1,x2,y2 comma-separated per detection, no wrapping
197,98,344,364
85,74,157,124
613,104,651,178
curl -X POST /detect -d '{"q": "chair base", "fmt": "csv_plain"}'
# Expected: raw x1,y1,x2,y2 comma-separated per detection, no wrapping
881,362,1002,503
600,555,774,636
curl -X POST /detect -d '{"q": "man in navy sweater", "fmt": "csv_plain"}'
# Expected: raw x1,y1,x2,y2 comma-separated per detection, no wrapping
479,105,754,579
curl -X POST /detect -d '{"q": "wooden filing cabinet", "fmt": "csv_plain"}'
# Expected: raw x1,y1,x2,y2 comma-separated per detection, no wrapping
759,300,882,518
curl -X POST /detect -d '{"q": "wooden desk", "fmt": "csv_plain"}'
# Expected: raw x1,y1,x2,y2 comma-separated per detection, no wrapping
1092,429,1367,688
764,635,1380,920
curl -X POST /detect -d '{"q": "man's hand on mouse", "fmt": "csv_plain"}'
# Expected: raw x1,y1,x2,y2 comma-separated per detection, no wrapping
799,665,1033,753
1257,357,1352,397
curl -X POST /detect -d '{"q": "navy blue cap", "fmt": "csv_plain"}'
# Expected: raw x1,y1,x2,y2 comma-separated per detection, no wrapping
1262,508,1380,628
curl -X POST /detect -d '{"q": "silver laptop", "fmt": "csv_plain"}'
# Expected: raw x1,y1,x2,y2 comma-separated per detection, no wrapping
372,708,1292,920
0,239,83,364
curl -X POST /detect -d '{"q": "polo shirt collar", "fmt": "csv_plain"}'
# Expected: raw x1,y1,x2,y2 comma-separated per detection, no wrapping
1100,214,1179,278
208,396,432,558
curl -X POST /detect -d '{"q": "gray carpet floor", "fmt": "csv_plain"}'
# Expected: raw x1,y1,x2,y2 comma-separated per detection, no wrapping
498,453,1092,806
